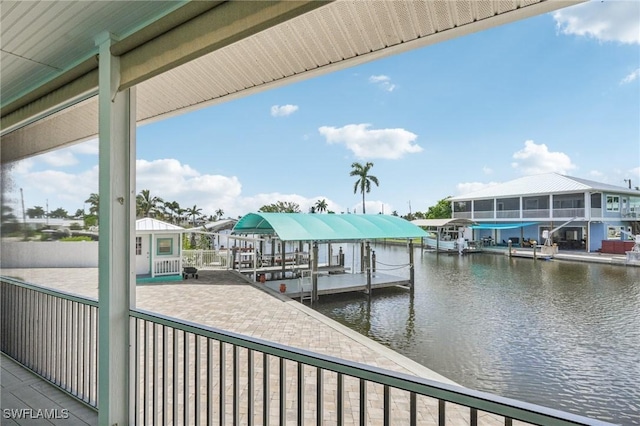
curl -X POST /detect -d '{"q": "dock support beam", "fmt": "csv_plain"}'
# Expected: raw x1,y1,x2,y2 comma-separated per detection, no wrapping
312,242,319,302
365,242,371,298
409,240,415,291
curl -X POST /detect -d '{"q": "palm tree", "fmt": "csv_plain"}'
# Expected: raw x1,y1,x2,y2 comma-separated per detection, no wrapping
186,204,203,226
215,208,224,220
350,162,379,214
315,199,328,213
136,189,163,218
164,201,181,224
85,193,99,215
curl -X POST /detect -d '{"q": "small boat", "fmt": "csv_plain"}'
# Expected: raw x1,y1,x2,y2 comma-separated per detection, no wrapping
411,218,481,254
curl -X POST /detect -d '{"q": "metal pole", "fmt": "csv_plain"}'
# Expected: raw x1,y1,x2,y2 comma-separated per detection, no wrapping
312,242,319,302
408,240,415,290
366,242,371,298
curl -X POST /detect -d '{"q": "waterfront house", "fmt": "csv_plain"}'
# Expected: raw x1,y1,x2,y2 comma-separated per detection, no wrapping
449,173,640,253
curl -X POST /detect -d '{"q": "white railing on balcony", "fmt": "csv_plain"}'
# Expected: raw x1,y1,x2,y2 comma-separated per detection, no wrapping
153,258,181,276
0,278,98,409
182,250,229,270
591,208,602,218
496,210,520,219
553,208,585,218
522,209,550,218
130,308,614,426
1,277,615,426
473,211,494,219
452,211,472,219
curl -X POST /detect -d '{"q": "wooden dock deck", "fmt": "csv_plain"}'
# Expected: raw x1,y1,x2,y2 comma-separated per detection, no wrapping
261,271,410,298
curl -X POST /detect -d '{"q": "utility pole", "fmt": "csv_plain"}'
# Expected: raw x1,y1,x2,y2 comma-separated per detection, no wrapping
624,179,632,189
20,188,26,224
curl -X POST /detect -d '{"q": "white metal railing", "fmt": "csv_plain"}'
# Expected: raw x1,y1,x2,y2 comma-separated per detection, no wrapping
154,258,181,276
452,211,472,218
0,277,616,426
473,211,494,219
130,308,615,426
496,210,520,218
1,278,99,408
182,250,228,270
522,209,550,218
553,208,585,218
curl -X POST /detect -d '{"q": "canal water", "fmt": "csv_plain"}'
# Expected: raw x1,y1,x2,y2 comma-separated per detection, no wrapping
314,244,640,425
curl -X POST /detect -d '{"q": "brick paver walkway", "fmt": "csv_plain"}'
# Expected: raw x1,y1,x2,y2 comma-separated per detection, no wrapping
1,268,528,425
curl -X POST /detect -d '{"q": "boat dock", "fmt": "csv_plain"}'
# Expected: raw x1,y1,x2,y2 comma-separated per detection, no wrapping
261,271,410,299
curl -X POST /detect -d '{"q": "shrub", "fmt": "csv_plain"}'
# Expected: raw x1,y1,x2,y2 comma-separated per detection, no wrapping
59,236,93,242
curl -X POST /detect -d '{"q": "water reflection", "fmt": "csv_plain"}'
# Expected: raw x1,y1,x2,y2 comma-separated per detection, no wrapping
314,245,640,424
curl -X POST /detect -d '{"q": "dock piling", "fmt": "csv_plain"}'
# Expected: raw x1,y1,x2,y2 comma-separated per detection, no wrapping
409,240,415,291
366,242,371,298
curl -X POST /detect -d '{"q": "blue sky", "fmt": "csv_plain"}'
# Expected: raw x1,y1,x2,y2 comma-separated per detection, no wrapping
5,0,640,219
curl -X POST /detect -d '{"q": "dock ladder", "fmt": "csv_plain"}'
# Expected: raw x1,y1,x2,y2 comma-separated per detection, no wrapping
298,269,313,305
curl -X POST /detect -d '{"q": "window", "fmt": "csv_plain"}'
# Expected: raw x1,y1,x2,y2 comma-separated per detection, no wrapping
606,195,620,212
135,237,142,255
157,238,173,255
607,226,622,240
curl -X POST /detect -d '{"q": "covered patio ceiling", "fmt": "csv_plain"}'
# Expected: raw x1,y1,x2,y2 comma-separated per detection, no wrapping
1,0,582,164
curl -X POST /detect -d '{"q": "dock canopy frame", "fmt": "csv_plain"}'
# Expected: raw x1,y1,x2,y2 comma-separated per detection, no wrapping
468,222,539,230
232,213,428,242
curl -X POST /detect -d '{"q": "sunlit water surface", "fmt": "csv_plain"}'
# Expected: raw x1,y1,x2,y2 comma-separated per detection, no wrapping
314,245,640,425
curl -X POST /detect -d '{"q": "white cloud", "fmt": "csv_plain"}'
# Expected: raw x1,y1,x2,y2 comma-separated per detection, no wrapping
19,167,99,209
588,170,605,179
39,151,79,167
34,139,99,168
368,75,396,92
135,158,242,215
553,1,640,44
482,166,494,175
511,140,577,175
270,104,299,117
319,123,422,159
621,68,640,84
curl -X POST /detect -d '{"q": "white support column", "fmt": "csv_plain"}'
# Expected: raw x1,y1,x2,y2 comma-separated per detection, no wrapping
96,33,136,426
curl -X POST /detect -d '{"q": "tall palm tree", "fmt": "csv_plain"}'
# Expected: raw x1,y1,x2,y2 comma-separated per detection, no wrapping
186,204,203,226
315,199,328,213
215,208,224,220
350,162,379,214
136,189,163,218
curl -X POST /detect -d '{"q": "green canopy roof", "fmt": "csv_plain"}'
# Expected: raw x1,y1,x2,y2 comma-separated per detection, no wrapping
232,213,428,242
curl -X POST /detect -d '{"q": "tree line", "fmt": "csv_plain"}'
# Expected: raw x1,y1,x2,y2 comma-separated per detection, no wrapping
10,161,451,231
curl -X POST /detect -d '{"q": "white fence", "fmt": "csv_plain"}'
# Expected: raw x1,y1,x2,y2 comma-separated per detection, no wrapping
0,241,99,268
182,249,229,270
153,257,181,276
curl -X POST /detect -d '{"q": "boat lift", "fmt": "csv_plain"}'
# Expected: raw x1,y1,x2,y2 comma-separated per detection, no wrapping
541,217,578,255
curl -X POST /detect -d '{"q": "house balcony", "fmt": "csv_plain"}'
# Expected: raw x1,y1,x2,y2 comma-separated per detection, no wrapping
453,209,588,221
0,276,613,425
